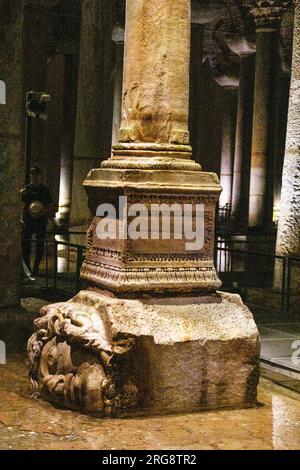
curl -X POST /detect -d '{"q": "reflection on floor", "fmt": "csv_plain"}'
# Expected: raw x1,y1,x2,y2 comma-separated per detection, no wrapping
1,297,300,450
250,306,300,377
0,354,300,450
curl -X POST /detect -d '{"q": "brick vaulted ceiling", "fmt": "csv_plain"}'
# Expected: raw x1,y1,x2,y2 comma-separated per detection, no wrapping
192,0,294,77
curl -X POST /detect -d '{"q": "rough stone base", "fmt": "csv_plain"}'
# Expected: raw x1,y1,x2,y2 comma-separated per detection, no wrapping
27,290,260,417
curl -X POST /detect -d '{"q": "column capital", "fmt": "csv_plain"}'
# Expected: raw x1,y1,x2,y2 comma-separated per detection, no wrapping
242,0,293,30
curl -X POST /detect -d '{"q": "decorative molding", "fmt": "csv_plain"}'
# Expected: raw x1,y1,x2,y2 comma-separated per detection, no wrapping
81,190,221,294
81,262,220,288
243,0,293,28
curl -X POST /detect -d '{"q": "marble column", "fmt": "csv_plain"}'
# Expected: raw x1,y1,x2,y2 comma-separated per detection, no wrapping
28,0,259,417
189,23,204,166
0,1,24,306
56,55,78,228
112,25,124,146
189,2,225,167
243,0,291,231
44,54,65,206
276,0,300,288
70,0,114,228
227,37,256,232
216,81,238,208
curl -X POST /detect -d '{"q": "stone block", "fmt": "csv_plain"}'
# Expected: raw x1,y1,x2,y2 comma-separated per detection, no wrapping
27,290,260,416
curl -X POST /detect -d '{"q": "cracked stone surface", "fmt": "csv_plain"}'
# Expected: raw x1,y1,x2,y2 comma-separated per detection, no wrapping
0,354,300,450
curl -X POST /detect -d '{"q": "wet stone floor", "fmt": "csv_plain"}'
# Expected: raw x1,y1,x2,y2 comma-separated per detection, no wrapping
0,355,300,450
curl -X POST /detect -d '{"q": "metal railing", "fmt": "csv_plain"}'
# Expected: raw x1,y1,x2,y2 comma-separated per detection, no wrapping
22,231,300,316
22,231,86,297
216,203,232,228
215,238,300,315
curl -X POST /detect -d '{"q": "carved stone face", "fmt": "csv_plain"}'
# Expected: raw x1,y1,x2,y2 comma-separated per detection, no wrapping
39,338,106,413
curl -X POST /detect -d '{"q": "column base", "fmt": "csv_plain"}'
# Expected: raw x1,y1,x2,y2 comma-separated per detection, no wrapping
27,290,260,417
103,142,200,171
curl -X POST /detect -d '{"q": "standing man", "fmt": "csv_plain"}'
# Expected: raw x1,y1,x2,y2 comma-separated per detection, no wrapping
21,166,54,276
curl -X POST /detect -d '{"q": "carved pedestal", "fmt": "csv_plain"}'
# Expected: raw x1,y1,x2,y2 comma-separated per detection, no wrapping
81,167,222,295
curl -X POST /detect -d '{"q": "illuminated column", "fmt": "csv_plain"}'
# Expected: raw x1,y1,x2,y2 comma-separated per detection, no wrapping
227,37,256,232
112,25,124,145
189,23,204,165
220,86,238,207
214,75,238,207
70,0,114,227
243,0,292,231
190,2,224,165
56,56,78,227
276,0,300,288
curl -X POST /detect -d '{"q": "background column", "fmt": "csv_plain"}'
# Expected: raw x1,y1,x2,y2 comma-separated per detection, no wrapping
70,0,114,228
219,85,238,207
112,25,124,146
189,23,204,166
276,1,300,289
227,37,256,232
56,55,78,228
244,0,291,231
213,73,238,208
